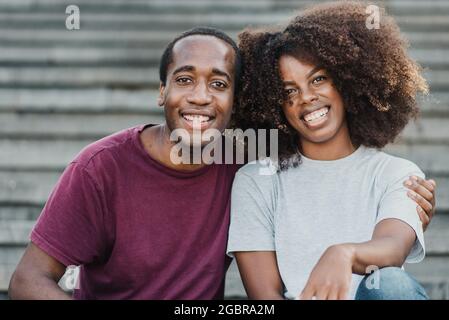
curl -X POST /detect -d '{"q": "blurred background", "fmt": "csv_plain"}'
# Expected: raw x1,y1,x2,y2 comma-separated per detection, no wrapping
0,0,448,299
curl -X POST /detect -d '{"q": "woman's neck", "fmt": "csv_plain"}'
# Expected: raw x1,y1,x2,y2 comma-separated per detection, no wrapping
300,125,356,161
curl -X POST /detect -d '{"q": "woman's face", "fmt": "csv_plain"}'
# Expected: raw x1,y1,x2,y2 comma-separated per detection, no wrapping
279,55,350,149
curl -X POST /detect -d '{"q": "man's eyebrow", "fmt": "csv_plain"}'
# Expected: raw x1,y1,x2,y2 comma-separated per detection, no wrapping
212,68,231,82
306,66,325,78
172,65,195,75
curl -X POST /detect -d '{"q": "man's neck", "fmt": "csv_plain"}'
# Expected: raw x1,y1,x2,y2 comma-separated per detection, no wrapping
140,124,207,172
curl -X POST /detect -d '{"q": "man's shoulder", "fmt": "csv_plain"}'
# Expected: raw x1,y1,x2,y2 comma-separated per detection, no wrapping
73,125,142,168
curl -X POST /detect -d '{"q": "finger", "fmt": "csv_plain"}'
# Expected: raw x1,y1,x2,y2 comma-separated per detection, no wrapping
404,178,433,202
429,179,437,209
337,286,349,300
299,285,315,300
327,287,339,300
417,205,430,230
315,286,330,300
407,190,433,215
411,175,436,194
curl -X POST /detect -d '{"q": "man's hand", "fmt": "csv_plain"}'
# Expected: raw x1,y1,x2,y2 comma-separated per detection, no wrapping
403,176,436,231
299,244,354,300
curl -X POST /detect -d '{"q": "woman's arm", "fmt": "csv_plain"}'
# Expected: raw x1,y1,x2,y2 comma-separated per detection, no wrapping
300,218,417,300
234,251,285,300
350,218,416,274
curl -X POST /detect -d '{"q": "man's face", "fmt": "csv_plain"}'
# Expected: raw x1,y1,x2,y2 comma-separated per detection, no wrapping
159,35,235,145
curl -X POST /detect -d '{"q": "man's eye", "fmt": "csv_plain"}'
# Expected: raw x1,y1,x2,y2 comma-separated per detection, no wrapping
312,76,327,84
176,77,192,84
211,81,227,89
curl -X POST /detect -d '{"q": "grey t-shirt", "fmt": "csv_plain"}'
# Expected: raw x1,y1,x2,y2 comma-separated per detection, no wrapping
226,146,425,299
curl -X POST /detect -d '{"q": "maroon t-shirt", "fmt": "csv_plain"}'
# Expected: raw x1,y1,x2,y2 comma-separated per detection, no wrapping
31,124,239,299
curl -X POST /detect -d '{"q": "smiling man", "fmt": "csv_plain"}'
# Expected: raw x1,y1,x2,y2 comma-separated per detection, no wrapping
8,27,241,300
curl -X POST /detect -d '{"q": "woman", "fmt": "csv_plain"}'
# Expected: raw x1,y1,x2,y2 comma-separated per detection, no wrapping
227,1,436,300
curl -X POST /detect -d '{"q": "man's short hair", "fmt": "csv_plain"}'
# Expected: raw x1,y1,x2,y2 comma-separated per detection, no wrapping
159,27,242,92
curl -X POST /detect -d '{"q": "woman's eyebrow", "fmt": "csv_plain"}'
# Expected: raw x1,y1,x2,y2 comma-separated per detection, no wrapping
306,66,325,78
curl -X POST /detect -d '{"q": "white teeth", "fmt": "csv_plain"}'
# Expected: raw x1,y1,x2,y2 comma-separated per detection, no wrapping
182,114,210,123
303,107,329,122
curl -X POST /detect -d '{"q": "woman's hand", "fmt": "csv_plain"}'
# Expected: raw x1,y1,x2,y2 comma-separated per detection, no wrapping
403,176,436,231
299,244,355,300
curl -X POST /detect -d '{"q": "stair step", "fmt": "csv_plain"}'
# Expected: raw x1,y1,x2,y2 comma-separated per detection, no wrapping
1,168,448,210
0,113,447,141
0,48,448,69
0,68,448,90
1,30,449,49
0,113,162,139
1,0,449,15
0,90,448,116
0,13,447,31
0,88,158,113
0,67,159,89
0,137,448,172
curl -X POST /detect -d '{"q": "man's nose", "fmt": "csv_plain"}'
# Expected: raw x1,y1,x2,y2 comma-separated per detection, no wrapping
187,81,213,105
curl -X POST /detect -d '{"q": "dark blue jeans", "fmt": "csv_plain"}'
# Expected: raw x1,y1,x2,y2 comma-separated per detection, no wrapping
355,267,429,300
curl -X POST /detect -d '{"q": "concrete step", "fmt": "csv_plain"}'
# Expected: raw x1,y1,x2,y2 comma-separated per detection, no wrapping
0,67,159,89
1,167,448,210
0,13,447,32
385,143,449,175
0,48,163,67
0,0,449,15
0,12,292,30
0,139,447,173
1,30,448,49
1,90,448,116
1,214,449,296
0,112,447,142
0,113,163,139
1,47,448,69
0,205,41,221
0,88,158,113
0,67,448,90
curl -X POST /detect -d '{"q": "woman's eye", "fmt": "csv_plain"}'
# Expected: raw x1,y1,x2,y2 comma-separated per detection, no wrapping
284,88,296,96
312,76,327,84
176,77,192,84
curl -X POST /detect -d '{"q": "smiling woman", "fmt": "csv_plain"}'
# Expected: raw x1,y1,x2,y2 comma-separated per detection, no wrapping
227,1,435,301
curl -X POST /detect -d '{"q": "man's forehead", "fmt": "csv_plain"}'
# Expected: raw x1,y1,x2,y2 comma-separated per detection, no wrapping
171,35,235,67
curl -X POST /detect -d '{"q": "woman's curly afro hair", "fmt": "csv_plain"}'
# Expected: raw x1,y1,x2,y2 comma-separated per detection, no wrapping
234,1,428,170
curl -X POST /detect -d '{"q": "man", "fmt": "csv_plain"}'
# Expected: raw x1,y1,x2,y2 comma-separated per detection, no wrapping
8,27,241,300
8,27,435,300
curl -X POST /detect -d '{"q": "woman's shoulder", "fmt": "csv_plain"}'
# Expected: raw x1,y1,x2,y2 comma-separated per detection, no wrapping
234,158,280,191
367,148,425,188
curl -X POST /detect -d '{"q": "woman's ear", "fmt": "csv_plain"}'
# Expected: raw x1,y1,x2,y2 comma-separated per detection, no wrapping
158,82,166,107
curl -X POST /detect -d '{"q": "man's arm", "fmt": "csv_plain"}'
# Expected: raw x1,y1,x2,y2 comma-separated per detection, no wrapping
9,242,72,300
234,251,285,300
300,218,417,300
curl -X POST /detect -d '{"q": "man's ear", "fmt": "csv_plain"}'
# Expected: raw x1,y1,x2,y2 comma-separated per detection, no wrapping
158,82,166,107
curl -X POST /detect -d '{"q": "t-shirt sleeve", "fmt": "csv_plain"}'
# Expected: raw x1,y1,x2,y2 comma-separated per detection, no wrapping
226,171,275,257
31,162,107,267
376,159,426,264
